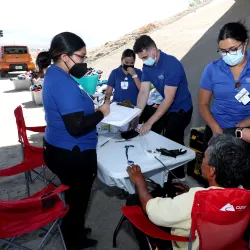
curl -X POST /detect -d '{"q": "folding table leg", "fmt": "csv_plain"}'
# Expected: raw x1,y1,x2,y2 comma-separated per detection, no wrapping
113,214,127,248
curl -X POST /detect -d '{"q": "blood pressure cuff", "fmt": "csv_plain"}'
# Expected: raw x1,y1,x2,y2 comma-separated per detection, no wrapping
156,148,187,158
120,130,139,140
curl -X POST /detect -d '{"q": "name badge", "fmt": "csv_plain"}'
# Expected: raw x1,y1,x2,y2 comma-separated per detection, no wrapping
121,81,129,90
235,88,250,105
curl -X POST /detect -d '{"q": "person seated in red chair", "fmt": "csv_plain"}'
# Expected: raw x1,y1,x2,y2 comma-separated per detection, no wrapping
126,134,250,250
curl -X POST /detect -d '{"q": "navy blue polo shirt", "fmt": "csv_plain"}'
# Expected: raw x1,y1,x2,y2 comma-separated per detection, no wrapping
43,65,97,151
200,51,250,129
141,51,192,112
107,66,142,106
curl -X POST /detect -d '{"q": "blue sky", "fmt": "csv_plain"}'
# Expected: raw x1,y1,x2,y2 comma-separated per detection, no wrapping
0,0,188,49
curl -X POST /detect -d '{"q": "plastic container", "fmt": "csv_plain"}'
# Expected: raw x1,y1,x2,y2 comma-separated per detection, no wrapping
119,122,130,132
33,90,43,105
96,122,110,134
31,91,35,102
73,75,98,95
110,125,119,134
13,79,31,90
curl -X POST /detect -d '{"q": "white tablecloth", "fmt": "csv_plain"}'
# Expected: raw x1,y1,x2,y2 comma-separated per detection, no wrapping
97,131,196,194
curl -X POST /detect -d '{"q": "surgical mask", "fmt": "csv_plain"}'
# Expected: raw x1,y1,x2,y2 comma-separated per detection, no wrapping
123,64,134,71
65,57,88,78
222,47,245,67
143,51,157,66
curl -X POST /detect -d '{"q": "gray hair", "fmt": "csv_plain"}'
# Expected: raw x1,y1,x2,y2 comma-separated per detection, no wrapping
206,134,250,187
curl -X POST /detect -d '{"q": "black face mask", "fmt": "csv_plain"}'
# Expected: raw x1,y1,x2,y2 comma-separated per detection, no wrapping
122,64,134,71
65,57,88,79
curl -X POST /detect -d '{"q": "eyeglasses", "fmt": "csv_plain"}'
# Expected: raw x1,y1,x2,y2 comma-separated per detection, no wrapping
217,43,243,56
73,53,88,62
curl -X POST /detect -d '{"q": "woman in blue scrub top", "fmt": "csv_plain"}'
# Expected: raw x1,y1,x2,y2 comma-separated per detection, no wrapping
41,32,110,250
105,49,142,105
199,22,250,150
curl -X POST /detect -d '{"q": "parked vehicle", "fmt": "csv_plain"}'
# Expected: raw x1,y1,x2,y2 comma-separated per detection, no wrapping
0,45,36,77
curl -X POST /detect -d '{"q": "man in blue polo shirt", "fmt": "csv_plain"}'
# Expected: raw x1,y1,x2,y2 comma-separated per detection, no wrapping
133,35,193,180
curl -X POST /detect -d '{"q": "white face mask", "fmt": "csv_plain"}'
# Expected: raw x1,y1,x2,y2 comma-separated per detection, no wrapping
222,45,246,66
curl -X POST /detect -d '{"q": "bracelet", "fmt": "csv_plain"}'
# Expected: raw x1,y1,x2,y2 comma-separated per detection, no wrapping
132,74,138,79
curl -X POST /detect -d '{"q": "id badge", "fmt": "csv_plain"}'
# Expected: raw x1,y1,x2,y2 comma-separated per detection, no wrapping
235,88,250,105
121,81,129,90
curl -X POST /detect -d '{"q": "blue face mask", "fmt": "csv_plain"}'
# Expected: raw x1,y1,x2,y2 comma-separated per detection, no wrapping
144,57,156,66
222,47,245,66
143,50,157,66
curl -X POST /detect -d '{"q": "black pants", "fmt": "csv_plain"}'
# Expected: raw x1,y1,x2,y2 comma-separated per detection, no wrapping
163,108,193,179
126,189,173,250
140,107,193,178
43,140,97,248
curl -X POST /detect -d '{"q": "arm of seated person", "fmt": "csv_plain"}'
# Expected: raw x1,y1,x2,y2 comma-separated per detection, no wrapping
127,165,153,212
62,111,104,137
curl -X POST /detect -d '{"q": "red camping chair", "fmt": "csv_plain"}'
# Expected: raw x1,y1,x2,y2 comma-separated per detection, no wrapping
121,188,250,250
14,105,55,195
0,184,69,250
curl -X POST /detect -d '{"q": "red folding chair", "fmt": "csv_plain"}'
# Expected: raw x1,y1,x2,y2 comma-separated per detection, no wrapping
122,188,250,250
14,105,55,195
0,184,69,250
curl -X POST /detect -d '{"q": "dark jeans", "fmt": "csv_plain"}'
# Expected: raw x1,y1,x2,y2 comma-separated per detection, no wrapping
140,106,193,179
126,188,173,250
43,140,97,249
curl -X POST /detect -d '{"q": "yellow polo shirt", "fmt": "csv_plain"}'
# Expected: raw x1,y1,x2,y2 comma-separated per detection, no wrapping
146,187,221,250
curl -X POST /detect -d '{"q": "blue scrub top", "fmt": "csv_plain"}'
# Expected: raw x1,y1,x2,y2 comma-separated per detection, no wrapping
42,65,97,151
141,51,192,112
200,51,250,129
107,66,142,106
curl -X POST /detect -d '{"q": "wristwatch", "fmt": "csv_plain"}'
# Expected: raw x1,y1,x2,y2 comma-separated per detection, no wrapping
132,74,138,79
235,128,244,138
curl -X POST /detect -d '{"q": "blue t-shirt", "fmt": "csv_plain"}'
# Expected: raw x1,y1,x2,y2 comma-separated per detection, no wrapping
43,65,97,151
141,51,192,112
200,51,250,129
107,66,142,106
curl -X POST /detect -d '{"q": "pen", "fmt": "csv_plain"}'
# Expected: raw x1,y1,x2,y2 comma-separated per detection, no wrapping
100,140,110,147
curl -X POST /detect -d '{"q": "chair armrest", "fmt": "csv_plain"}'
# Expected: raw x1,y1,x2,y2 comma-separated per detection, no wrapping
0,161,42,177
122,206,192,242
26,126,46,133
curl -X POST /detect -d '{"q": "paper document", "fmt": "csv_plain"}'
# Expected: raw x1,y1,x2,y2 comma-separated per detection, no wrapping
102,102,142,127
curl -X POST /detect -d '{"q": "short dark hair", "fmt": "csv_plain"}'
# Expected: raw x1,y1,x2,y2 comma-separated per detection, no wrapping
207,134,250,188
121,49,135,60
217,21,249,43
38,32,86,70
133,35,157,53
36,51,51,73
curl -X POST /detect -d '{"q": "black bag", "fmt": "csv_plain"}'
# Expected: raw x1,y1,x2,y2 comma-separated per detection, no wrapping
120,130,139,140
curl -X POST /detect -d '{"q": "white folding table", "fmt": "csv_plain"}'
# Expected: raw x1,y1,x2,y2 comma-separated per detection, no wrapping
97,131,196,194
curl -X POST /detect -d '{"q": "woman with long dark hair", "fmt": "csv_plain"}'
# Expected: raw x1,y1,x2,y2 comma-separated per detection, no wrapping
41,32,110,249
